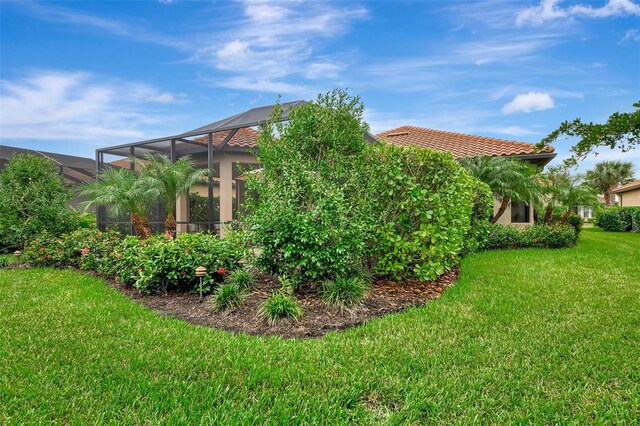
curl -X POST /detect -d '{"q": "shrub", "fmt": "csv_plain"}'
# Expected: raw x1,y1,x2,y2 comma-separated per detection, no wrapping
225,268,255,291
320,276,369,309
246,90,374,283
566,214,584,236
117,233,245,294
211,283,245,311
0,255,10,268
0,154,79,250
365,145,483,280
595,207,640,232
245,90,481,284
482,224,578,250
22,228,122,274
257,292,303,325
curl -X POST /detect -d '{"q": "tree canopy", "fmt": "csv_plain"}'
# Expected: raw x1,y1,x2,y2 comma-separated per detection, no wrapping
537,102,640,167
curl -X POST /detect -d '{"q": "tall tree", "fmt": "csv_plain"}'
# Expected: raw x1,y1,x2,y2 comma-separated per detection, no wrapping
585,161,635,206
137,154,209,236
537,102,640,167
460,156,540,224
79,168,155,239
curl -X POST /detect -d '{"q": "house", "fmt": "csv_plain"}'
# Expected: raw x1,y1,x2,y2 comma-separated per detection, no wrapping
96,103,554,234
612,179,640,207
375,126,556,226
0,145,96,209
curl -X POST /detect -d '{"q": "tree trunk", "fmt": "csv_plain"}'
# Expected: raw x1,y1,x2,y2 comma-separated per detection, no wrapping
605,188,614,206
561,210,572,223
491,196,510,224
131,212,152,239
164,212,176,237
543,204,554,223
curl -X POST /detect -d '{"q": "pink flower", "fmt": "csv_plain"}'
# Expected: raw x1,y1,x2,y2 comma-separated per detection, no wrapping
533,238,538,243
40,247,45,252
218,267,226,275
165,232,172,240
183,250,189,254
46,254,52,259
180,271,185,276
81,248,89,256
116,253,121,259
137,268,142,274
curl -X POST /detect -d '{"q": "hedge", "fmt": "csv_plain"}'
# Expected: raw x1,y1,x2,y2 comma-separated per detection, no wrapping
595,206,640,232
481,224,578,250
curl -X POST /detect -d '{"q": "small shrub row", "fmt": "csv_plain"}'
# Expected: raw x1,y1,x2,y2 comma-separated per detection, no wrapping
595,206,640,232
22,228,122,275
535,207,584,236
482,224,578,250
320,276,369,309
116,233,245,294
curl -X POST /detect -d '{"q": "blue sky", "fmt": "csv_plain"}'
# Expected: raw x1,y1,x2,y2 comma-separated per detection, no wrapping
1,0,639,172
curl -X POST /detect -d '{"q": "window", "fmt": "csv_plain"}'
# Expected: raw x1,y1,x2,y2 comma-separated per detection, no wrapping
511,200,530,223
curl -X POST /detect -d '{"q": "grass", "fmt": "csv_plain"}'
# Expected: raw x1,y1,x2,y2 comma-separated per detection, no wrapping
1,228,638,424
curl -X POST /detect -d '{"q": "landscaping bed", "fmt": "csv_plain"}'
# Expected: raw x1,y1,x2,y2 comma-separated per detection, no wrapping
110,269,459,338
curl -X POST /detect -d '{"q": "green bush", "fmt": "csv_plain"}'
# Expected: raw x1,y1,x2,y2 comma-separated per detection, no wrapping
245,90,483,284
320,276,369,309
225,268,255,291
257,292,303,325
0,154,79,251
211,283,245,311
566,214,584,236
0,255,10,268
246,91,374,283
22,228,122,274
366,145,485,280
117,233,245,294
595,207,640,232
482,224,578,250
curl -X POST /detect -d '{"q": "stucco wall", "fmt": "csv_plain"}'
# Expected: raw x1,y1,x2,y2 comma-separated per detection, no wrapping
618,188,640,207
493,198,534,226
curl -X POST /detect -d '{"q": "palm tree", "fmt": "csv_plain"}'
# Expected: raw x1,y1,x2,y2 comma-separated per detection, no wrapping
460,156,540,224
555,174,598,222
137,154,209,236
538,165,570,223
585,161,635,206
79,167,156,239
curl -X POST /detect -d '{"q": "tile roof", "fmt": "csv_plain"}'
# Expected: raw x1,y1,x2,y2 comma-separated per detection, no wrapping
612,179,640,193
375,125,554,159
193,127,259,148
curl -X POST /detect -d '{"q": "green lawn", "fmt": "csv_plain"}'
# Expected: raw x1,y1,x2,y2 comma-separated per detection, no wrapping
1,228,638,424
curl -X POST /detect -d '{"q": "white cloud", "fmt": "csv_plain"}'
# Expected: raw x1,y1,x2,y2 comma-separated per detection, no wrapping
501,92,555,114
517,0,640,26
0,71,187,141
619,29,640,43
193,0,367,94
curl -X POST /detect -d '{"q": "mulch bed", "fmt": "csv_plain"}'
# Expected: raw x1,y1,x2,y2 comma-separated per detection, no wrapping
110,269,459,339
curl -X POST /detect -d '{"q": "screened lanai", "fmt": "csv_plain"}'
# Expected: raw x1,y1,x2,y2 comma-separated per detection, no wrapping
95,101,307,235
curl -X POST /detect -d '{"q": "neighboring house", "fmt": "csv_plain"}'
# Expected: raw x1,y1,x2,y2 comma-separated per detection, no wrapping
375,126,556,226
0,145,95,209
96,103,554,234
612,179,640,207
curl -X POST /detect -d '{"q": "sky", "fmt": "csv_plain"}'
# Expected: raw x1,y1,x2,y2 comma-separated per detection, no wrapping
1,0,639,172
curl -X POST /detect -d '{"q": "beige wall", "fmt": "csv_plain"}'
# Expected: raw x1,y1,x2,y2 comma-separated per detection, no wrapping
492,198,535,226
618,188,640,207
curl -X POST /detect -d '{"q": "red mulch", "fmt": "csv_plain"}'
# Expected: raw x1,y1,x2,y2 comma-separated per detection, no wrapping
109,269,459,339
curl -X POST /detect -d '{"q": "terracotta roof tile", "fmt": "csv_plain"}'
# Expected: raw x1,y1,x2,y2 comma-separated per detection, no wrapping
375,125,554,159
612,178,640,193
193,127,259,148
